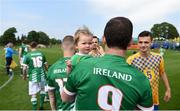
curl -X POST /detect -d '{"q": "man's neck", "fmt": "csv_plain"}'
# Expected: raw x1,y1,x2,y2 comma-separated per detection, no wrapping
63,51,74,58
106,47,126,57
31,48,36,51
140,51,150,57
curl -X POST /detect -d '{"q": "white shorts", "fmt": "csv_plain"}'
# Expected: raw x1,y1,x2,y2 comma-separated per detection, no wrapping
44,85,49,92
20,57,24,66
29,81,46,95
20,57,28,70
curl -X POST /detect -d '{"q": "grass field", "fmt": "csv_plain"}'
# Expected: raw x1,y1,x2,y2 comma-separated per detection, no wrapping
0,46,180,110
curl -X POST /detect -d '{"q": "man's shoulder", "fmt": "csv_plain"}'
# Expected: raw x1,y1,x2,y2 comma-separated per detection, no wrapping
48,58,67,75
150,52,163,61
128,52,140,59
150,52,161,57
25,52,31,57
126,52,140,64
50,58,66,68
32,50,44,56
6,47,12,51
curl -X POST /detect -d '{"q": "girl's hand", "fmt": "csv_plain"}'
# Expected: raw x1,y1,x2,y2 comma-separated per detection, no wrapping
66,60,72,74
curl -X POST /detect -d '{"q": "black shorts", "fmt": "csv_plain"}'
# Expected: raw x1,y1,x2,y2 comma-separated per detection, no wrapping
6,57,12,66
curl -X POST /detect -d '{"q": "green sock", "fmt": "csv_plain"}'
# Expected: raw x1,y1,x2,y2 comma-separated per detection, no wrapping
40,93,45,108
45,92,49,99
31,97,37,110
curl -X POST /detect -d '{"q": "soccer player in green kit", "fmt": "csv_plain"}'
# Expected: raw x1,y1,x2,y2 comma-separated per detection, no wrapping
23,41,48,110
61,17,153,110
47,35,75,110
19,40,29,76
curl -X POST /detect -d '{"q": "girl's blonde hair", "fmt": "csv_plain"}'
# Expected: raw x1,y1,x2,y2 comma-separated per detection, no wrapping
74,26,93,45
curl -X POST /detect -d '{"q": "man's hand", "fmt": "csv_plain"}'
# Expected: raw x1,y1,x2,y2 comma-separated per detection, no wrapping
164,89,171,102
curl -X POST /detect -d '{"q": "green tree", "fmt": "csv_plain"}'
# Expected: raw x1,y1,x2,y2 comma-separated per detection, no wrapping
16,36,21,45
27,31,50,45
0,35,3,45
50,38,61,45
151,22,179,39
1,27,17,45
21,34,27,42
38,31,50,45
27,30,39,43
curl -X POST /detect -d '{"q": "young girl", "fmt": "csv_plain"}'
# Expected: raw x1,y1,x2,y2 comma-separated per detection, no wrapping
66,26,93,73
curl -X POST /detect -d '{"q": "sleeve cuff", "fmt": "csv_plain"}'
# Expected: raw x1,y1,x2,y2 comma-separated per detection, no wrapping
63,87,76,96
47,85,55,90
137,104,154,111
22,63,28,68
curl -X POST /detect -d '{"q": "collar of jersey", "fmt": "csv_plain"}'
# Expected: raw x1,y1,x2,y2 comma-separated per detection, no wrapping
63,57,71,60
76,53,89,56
104,54,125,61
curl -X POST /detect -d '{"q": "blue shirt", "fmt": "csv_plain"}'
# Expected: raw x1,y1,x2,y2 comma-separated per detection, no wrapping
5,47,17,58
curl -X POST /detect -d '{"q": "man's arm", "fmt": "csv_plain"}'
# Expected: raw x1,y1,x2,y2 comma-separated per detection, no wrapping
159,56,171,102
22,55,28,80
44,62,49,71
61,87,75,102
43,54,48,71
126,56,132,65
18,48,22,61
48,89,56,110
22,64,28,80
161,72,171,102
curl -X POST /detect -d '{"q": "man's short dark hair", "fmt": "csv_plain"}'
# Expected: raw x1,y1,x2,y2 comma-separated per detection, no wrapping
93,36,99,42
63,35,74,43
104,17,133,50
138,31,153,41
30,41,37,48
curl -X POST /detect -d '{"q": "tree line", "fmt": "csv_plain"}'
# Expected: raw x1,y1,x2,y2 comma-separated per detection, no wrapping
0,27,61,46
0,22,179,46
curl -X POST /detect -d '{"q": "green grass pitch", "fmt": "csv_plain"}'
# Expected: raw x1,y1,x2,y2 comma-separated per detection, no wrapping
0,46,180,110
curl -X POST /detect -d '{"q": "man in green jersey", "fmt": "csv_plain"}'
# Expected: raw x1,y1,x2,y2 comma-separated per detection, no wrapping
47,35,75,110
23,41,48,110
19,39,29,75
61,17,153,110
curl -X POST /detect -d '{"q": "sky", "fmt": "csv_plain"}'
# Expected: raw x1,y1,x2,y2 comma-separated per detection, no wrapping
0,0,180,40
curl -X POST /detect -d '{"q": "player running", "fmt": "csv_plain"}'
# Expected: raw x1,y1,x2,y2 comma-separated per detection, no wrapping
47,35,75,110
23,41,48,110
66,26,93,73
19,40,29,76
127,31,171,110
61,17,153,110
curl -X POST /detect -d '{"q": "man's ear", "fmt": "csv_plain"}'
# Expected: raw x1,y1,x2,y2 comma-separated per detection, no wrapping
128,37,133,47
102,36,106,45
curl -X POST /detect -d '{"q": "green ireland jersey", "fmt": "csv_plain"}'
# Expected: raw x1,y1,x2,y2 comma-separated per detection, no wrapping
64,54,153,110
20,44,28,57
47,57,74,110
71,53,92,66
23,50,47,82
